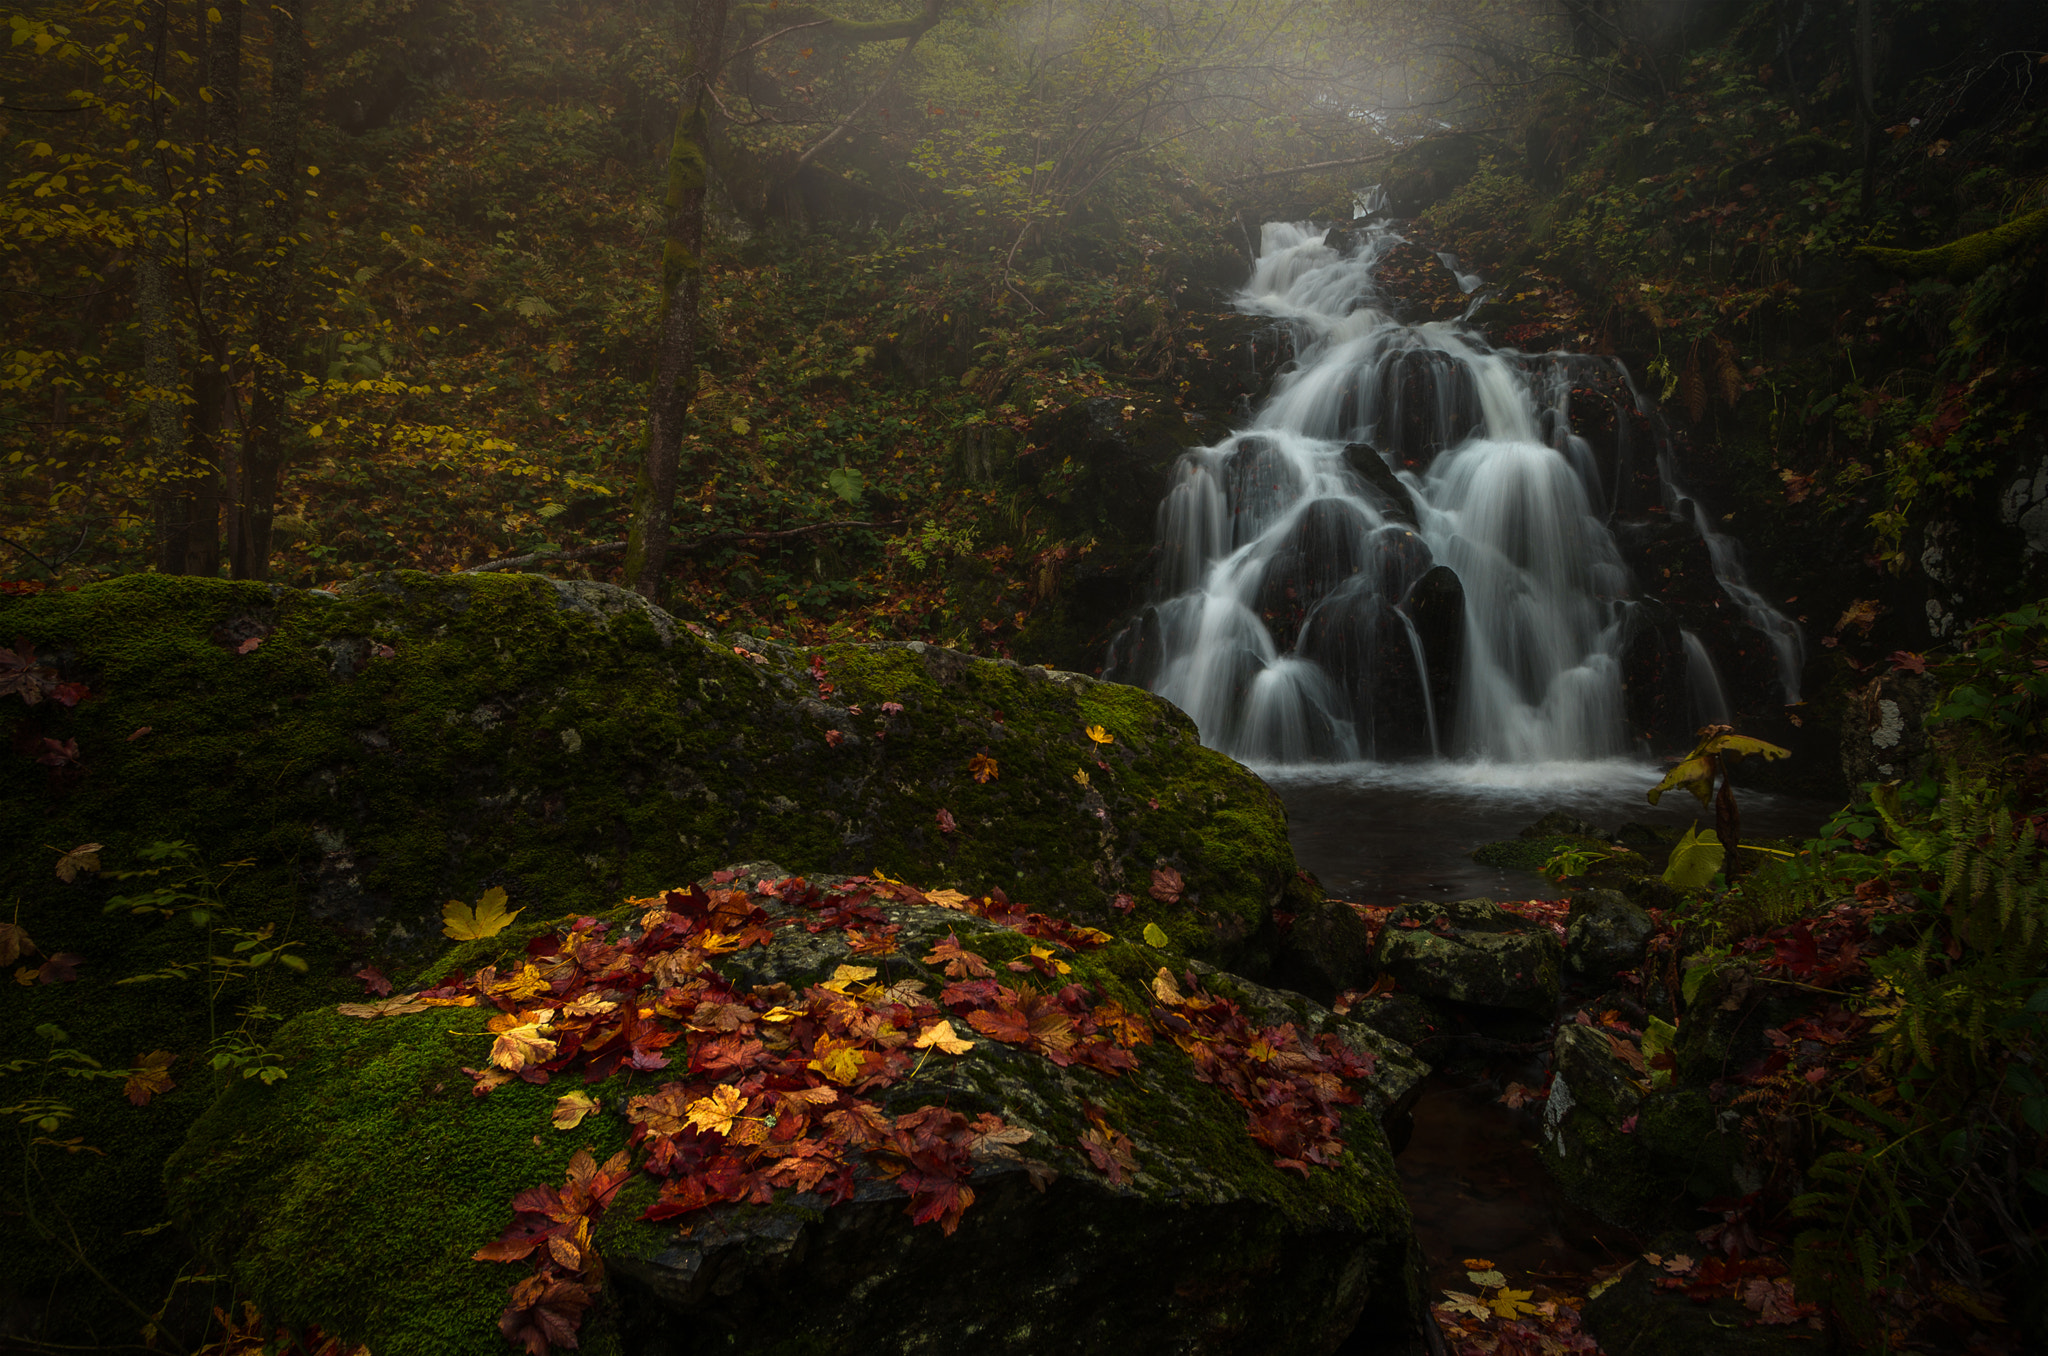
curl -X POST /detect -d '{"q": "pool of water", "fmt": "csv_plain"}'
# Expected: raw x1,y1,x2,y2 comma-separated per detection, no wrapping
1258,758,1839,908
1252,759,1839,1306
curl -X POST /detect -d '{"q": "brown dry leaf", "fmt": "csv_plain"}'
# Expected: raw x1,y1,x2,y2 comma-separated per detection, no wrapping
0,921,34,967
926,889,971,910
124,1050,176,1106
1151,967,1185,1005
53,843,102,883
335,995,435,1018
968,753,998,783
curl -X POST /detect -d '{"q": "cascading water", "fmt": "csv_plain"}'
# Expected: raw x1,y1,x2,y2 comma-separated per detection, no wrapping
1105,216,1802,765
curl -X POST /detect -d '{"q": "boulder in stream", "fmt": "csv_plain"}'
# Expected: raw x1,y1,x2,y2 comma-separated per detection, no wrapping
1371,899,1562,1015
1563,889,1656,982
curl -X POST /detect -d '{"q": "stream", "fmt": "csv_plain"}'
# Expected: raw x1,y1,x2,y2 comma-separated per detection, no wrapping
1102,208,1831,1315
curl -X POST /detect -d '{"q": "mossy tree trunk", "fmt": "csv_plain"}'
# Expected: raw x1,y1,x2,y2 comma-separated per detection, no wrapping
625,0,730,602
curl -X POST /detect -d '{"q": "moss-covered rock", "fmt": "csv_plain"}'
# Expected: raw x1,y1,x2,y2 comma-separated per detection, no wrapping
1372,899,1563,1015
166,871,1426,1355
0,572,1299,1347
1536,1025,1741,1231
1564,889,1656,982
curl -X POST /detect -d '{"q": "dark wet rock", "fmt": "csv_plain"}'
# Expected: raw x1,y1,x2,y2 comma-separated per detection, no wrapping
1269,893,1380,1008
1564,889,1657,983
1372,899,1563,1015
1175,312,1292,414
1345,994,1445,1056
1582,1239,1823,1355
1536,1026,1741,1230
1521,810,1608,840
1402,566,1464,734
1618,597,1693,754
1377,348,1479,471
169,870,1429,1356
1838,668,1943,789
1341,442,1421,525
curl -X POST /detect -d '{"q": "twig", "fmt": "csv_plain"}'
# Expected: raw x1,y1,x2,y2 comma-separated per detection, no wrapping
460,519,903,574
0,532,58,576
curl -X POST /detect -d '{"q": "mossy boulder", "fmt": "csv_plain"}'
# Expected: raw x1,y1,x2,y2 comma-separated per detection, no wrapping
1564,889,1657,983
1536,1025,1740,1231
1372,899,1563,1015
166,867,1427,1355
0,571,1301,1348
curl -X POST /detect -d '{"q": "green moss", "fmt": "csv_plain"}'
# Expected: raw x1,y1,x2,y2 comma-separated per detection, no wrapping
1470,834,1602,872
1,572,1296,1343
1856,207,2048,284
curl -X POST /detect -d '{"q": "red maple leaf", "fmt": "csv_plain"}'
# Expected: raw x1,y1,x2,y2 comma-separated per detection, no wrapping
967,1003,1032,1045
923,932,993,979
354,966,394,997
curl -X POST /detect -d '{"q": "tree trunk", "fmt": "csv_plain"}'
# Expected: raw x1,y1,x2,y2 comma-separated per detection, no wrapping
177,0,245,578
233,0,307,580
139,1,188,573
625,0,730,602
1854,0,1877,215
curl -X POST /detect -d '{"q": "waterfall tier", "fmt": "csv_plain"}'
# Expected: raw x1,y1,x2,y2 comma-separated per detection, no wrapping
1105,219,1802,765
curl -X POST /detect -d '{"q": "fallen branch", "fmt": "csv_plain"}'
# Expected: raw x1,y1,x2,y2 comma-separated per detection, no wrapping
461,519,903,574
1226,151,1395,185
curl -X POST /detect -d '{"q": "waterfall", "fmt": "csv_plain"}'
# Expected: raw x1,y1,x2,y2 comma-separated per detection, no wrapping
1106,217,1802,764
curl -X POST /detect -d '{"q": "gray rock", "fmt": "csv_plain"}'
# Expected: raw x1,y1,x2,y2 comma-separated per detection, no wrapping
1269,895,1379,1006
1372,898,1562,1015
1564,889,1656,981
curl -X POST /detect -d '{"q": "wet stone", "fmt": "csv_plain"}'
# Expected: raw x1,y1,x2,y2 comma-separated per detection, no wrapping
1372,898,1563,1015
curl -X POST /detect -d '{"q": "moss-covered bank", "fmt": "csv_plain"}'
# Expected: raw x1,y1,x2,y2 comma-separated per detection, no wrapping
0,571,1298,1347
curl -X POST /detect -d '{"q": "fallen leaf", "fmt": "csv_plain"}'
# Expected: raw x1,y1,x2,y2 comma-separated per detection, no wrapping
1438,1292,1493,1322
926,888,970,909
936,807,958,834
354,965,395,996
1149,865,1184,904
36,952,83,983
53,843,102,883
1488,1288,1539,1320
1085,724,1114,745
124,1050,176,1106
1072,768,1090,787
236,636,263,655
443,886,523,941
552,1091,601,1130
1466,1268,1507,1289
1142,922,1169,948
821,964,877,993
1151,967,1184,1004
490,1021,558,1073
0,921,34,966
336,994,434,1018
685,1085,747,1136
913,1019,975,1055
968,753,998,783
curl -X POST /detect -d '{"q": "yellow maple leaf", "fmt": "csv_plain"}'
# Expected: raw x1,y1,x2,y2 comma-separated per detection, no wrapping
821,964,878,994
809,1045,866,1086
1488,1288,1539,1320
552,1090,600,1130
913,1019,975,1055
123,1050,176,1106
1073,768,1090,787
926,889,971,909
685,1085,747,1136
1437,1291,1493,1322
968,753,998,783
488,962,549,1002
489,1020,557,1072
1084,724,1114,745
442,886,522,941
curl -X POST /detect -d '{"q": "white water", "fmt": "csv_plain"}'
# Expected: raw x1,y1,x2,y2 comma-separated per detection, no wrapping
1111,218,1802,765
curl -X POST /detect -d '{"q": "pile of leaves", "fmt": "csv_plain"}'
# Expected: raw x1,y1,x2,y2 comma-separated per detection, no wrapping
342,869,1390,1355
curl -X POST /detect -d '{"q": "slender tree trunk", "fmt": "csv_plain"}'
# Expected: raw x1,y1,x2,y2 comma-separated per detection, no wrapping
139,1,188,573
1855,0,1877,215
234,0,306,580
625,0,729,601
177,0,244,577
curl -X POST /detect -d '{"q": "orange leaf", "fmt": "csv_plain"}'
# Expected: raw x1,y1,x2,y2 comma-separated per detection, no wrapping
124,1050,175,1106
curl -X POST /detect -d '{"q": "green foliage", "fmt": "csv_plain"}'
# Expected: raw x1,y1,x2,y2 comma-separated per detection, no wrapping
1660,823,1724,890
